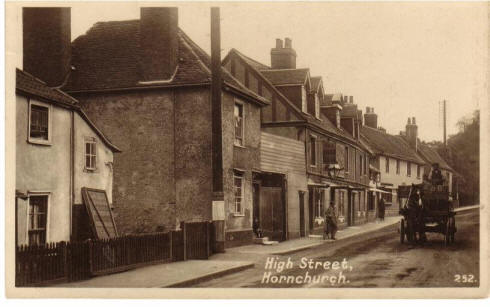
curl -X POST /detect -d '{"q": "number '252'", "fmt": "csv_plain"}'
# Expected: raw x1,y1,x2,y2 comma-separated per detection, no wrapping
454,274,475,283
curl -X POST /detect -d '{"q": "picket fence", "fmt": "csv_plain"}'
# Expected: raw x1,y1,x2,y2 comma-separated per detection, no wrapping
16,221,213,287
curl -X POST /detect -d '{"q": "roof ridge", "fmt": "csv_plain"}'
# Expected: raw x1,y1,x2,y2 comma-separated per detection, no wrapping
260,68,310,72
231,48,270,69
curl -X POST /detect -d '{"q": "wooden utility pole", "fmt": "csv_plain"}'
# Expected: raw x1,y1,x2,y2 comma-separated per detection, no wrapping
210,7,225,253
443,99,447,148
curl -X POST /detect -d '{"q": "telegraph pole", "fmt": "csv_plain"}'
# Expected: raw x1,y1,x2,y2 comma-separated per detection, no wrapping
210,7,225,253
443,99,447,148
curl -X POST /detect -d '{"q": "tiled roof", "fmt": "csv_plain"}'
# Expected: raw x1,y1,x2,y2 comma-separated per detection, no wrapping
231,49,270,70
361,125,425,164
417,142,453,171
16,69,78,105
64,20,268,105
259,68,309,86
16,69,121,152
230,49,372,151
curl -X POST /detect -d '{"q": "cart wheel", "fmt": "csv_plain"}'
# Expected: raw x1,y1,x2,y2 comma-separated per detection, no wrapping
445,220,451,246
400,219,405,244
449,217,456,243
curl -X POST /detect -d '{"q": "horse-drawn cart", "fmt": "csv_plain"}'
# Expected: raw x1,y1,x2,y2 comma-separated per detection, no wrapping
398,183,456,245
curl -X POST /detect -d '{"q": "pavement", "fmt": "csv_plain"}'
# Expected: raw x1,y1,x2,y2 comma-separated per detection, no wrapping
224,216,401,255
57,260,254,288
53,215,401,288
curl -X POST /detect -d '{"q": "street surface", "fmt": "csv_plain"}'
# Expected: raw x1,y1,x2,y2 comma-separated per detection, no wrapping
194,210,479,288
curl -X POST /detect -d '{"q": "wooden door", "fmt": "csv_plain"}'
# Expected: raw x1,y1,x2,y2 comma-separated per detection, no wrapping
308,187,314,231
299,192,305,237
253,183,260,233
260,187,284,241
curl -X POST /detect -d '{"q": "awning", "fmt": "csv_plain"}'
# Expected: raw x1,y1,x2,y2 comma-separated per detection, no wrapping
369,165,380,173
369,188,391,194
307,179,329,187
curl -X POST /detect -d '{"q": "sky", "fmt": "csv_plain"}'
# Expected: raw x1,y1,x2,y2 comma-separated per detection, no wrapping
16,1,489,142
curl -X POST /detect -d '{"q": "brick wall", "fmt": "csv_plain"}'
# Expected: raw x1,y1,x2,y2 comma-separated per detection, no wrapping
75,89,182,235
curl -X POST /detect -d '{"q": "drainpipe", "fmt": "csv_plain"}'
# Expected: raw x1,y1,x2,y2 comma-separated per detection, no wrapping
211,7,225,253
70,110,75,240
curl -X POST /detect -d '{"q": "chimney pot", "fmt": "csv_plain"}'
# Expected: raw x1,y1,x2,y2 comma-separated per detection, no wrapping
140,7,179,81
271,37,296,69
366,107,370,113
284,37,292,48
407,118,411,125
412,117,416,125
349,96,354,104
275,38,283,48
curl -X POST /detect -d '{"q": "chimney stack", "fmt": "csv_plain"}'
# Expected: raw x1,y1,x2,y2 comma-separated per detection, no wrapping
275,38,283,48
406,116,418,151
349,96,354,104
139,7,178,82
364,106,378,128
271,37,296,69
23,7,71,87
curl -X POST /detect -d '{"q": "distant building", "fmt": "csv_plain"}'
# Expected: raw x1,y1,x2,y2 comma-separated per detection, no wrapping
360,113,426,215
16,68,120,245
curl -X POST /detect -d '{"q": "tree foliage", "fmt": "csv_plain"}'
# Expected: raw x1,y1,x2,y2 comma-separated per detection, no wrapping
437,110,479,205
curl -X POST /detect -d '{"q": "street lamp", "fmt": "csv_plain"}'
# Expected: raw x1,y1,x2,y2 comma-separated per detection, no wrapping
327,163,343,179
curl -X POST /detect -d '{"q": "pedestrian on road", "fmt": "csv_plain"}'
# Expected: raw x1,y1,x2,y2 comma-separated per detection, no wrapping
324,201,338,240
378,197,386,221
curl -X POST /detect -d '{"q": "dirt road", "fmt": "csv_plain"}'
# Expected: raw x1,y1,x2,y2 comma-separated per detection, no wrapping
194,210,479,288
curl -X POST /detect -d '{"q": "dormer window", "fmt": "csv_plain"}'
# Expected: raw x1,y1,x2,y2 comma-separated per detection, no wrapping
314,93,320,119
301,86,307,113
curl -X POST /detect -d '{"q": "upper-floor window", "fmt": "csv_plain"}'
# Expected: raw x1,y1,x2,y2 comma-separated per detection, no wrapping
28,195,48,246
323,139,337,165
233,174,244,215
310,135,317,167
234,103,244,146
364,155,368,175
396,159,400,174
385,157,389,173
85,137,97,171
29,100,51,144
407,162,412,177
301,86,307,113
417,165,421,178
344,146,349,172
314,94,320,119
359,155,363,177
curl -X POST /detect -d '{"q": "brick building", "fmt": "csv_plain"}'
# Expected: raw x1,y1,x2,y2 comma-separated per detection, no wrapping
33,7,269,248
360,112,426,215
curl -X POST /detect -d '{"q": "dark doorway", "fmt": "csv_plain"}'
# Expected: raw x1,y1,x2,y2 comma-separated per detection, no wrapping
259,173,286,241
253,182,260,236
347,191,353,226
299,191,305,237
308,187,314,231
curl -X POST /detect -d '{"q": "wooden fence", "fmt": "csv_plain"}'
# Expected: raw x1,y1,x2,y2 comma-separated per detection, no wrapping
16,221,213,287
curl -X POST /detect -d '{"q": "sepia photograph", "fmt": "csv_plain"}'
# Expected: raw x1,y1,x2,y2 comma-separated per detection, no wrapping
4,0,488,299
